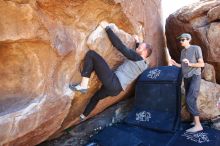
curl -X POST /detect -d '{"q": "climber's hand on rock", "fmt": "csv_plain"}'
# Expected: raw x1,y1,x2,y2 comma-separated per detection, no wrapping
133,35,140,42
108,23,115,29
100,21,109,29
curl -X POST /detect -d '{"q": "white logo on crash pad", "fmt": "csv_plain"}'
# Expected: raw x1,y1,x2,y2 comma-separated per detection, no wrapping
182,132,210,143
147,69,161,79
136,111,151,122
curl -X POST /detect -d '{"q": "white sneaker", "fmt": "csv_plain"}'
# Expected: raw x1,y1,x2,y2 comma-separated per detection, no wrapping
80,114,86,121
69,84,88,93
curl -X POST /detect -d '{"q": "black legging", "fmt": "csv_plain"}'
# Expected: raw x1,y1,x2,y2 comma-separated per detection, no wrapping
81,50,122,116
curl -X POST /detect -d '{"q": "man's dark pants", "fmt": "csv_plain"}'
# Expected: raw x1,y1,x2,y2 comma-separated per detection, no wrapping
184,74,201,116
81,50,122,116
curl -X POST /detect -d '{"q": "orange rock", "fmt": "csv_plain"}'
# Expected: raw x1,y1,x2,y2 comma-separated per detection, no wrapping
202,63,216,83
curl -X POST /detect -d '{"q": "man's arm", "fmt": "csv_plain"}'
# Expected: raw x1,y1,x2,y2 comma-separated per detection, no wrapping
105,27,142,61
170,59,181,68
189,46,204,68
185,58,204,68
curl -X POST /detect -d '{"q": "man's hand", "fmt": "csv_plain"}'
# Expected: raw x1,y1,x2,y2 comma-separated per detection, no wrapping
100,21,109,29
170,59,176,65
182,58,205,67
170,59,181,67
133,35,140,42
182,58,192,66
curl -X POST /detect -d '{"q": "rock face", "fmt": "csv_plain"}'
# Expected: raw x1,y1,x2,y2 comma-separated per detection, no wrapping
166,0,220,83
202,63,216,83
181,79,220,121
0,0,165,145
40,98,134,146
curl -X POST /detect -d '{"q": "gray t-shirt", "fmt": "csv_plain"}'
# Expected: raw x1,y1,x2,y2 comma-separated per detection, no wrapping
115,59,148,90
180,45,203,78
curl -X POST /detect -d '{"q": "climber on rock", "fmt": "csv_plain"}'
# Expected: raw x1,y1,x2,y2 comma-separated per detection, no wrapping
170,33,205,133
69,21,152,121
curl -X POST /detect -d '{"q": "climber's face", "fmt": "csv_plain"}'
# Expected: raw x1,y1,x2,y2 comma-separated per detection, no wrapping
136,43,149,58
136,43,146,54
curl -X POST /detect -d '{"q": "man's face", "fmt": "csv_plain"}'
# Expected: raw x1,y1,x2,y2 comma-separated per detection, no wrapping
136,43,147,56
179,37,190,47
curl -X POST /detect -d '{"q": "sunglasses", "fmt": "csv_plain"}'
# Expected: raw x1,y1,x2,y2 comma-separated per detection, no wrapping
179,38,188,42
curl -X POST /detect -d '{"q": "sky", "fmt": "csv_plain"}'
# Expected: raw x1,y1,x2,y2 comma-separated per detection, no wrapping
162,0,200,26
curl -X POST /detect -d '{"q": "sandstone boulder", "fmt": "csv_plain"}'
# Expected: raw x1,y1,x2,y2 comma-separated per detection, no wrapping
40,98,133,146
0,0,165,145
202,63,216,83
212,117,220,131
166,0,220,83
